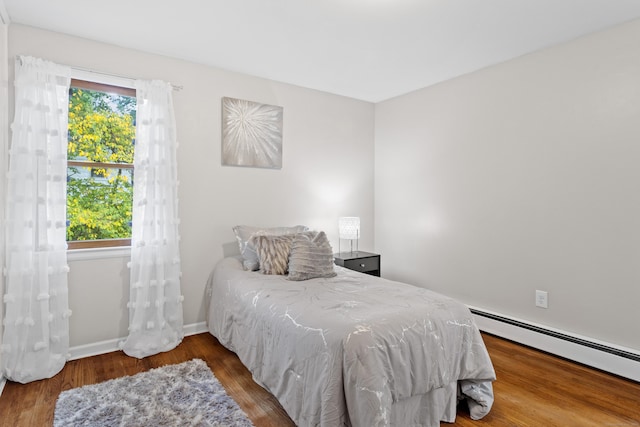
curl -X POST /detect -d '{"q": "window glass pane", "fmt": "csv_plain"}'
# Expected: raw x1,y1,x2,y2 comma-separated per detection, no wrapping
68,87,136,164
67,83,136,245
67,166,133,241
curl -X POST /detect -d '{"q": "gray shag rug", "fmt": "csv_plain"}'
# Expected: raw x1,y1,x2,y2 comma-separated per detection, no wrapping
53,358,255,427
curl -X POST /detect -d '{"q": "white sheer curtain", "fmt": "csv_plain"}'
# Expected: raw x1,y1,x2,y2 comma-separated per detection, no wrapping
121,79,183,358
1,56,71,383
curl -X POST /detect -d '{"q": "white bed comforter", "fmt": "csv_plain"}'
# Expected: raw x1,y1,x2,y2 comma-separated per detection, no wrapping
207,257,496,427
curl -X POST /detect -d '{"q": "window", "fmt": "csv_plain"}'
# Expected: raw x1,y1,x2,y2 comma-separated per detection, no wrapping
66,79,136,250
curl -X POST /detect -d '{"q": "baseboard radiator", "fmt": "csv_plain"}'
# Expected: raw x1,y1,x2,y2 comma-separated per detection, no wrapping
469,307,640,382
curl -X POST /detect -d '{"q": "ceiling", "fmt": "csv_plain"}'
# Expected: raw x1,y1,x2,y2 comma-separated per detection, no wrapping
3,0,640,102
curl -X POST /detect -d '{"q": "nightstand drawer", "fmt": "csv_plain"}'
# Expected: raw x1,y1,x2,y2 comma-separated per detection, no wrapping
334,251,381,277
343,256,379,273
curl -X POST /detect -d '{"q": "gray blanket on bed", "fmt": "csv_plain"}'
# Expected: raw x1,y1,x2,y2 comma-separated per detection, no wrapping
207,257,495,427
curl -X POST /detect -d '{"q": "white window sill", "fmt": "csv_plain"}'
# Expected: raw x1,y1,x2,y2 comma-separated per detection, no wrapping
67,246,131,262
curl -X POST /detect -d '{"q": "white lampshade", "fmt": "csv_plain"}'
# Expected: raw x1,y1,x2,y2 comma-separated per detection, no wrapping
339,217,360,240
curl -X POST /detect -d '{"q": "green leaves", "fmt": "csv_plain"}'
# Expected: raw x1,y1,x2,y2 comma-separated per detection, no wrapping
67,86,136,242
66,168,133,240
68,88,135,164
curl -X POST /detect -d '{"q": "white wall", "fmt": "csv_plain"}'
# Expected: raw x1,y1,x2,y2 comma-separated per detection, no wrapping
0,20,7,375
375,18,640,351
7,24,375,347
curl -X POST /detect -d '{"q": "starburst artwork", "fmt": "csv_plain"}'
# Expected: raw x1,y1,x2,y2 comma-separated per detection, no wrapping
221,97,283,169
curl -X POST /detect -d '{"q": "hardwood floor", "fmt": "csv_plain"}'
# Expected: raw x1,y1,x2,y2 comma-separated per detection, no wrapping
0,332,638,426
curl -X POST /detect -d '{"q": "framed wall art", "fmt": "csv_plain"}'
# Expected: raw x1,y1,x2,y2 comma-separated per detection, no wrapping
221,97,283,169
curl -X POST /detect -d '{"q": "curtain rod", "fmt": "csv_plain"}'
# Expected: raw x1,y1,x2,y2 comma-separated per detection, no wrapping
16,55,183,92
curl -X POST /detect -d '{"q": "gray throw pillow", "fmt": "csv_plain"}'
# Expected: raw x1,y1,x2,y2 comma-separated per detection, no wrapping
288,231,337,281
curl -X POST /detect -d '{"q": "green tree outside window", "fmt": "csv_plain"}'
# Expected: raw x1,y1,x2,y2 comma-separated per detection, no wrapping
67,82,136,244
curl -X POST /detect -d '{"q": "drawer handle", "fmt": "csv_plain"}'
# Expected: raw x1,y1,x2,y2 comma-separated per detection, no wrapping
360,263,365,268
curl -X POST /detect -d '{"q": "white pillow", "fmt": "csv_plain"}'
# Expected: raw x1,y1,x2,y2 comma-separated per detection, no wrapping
232,225,308,271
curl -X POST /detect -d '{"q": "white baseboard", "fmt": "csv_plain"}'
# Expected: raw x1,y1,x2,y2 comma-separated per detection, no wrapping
469,306,640,383
68,321,209,361
183,321,208,337
0,322,210,399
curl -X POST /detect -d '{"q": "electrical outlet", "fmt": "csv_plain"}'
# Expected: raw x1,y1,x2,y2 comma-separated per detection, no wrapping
535,290,548,309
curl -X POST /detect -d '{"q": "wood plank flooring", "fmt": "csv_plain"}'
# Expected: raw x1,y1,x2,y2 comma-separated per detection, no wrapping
0,332,638,426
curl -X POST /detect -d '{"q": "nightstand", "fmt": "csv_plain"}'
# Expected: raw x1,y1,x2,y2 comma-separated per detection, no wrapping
334,251,380,277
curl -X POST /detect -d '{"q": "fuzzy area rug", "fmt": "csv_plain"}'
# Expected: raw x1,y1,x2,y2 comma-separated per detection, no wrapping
53,358,255,427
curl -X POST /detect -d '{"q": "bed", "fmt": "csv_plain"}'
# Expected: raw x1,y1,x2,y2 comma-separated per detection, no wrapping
206,251,496,427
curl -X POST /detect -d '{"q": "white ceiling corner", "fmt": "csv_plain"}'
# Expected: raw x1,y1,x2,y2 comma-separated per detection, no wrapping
3,0,640,102
0,0,10,26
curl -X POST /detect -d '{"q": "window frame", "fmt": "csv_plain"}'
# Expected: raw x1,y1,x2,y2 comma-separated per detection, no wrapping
66,77,136,251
